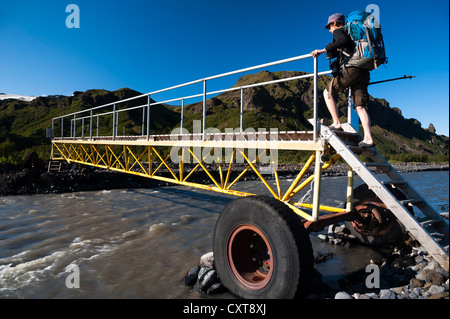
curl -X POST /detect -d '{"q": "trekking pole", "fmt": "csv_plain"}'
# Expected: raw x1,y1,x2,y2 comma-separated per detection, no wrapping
369,75,416,86
347,75,415,133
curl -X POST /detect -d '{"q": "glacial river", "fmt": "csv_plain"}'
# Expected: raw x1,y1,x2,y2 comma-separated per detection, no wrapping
0,171,448,298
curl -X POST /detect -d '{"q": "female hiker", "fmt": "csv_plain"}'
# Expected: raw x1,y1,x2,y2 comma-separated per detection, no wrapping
311,13,374,148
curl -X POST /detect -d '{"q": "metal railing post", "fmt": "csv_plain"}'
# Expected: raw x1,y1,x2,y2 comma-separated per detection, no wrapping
116,112,119,136
61,118,64,139
73,114,76,139
90,110,93,140
347,88,359,132
347,88,352,125
312,150,322,220
180,98,184,135
346,166,354,211
240,88,244,133
147,95,151,140
142,105,145,136
313,56,318,141
202,80,207,140
312,56,322,220
112,103,116,141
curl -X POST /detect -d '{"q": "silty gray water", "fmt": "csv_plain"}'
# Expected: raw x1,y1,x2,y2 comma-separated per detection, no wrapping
0,171,448,298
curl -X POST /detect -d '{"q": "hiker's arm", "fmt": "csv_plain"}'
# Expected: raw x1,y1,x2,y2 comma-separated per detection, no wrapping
311,29,348,58
311,49,326,57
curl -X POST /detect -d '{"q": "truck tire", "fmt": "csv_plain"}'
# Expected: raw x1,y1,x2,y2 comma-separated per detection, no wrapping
213,195,314,299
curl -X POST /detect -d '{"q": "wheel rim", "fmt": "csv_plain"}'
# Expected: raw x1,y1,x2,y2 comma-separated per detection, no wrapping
352,199,395,236
227,224,273,290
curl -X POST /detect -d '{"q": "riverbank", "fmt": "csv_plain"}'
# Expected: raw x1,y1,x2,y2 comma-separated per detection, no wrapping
184,231,449,299
311,224,449,299
0,162,164,196
0,161,448,196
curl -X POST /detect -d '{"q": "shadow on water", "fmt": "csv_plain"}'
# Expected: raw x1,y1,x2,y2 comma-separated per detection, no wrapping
311,234,392,283
126,187,236,211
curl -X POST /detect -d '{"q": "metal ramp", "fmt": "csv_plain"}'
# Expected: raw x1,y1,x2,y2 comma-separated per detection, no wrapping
317,121,449,271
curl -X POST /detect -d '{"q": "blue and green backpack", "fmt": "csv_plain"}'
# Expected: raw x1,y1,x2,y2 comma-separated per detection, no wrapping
346,10,387,70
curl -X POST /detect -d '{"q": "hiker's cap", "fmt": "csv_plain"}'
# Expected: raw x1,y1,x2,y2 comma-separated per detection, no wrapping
325,13,345,29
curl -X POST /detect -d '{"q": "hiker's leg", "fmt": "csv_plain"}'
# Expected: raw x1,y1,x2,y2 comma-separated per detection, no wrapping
355,106,374,144
323,86,341,128
352,69,372,144
324,72,356,129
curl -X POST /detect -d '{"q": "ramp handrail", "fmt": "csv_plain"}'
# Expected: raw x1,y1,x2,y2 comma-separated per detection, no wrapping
51,54,332,141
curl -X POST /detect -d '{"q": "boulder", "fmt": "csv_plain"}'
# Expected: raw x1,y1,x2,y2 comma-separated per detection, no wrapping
380,289,396,299
335,291,352,299
199,269,217,292
364,292,379,299
428,292,449,299
418,269,446,286
200,252,215,269
410,278,425,288
197,266,209,282
427,285,445,295
184,265,201,286
423,260,441,272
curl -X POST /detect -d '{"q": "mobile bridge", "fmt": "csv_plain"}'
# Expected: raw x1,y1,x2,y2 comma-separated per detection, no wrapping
49,53,448,298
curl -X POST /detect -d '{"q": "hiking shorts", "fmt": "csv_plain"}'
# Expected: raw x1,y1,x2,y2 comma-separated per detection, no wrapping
327,67,370,108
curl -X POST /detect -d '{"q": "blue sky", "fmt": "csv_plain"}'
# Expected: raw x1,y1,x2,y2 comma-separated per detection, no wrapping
0,0,448,136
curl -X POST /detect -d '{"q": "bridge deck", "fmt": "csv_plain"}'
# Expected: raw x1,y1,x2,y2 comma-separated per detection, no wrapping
52,130,324,151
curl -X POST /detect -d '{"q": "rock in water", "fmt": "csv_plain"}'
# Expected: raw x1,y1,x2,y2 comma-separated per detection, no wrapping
200,252,214,269
184,265,200,286
206,282,226,295
199,269,217,292
197,266,209,280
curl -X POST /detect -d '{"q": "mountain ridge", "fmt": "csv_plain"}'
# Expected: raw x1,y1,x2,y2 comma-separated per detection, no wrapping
0,71,448,165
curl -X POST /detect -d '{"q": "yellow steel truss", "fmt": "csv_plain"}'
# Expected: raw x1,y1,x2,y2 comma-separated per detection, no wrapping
51,141,345,222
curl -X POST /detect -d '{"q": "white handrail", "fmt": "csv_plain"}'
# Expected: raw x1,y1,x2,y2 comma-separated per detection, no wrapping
52,54,332,141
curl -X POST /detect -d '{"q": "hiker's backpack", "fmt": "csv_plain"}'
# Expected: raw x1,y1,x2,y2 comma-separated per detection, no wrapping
345,10,387,70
